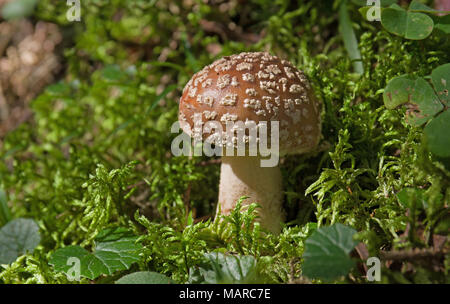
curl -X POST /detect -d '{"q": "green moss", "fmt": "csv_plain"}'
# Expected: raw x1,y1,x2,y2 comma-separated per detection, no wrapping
0,0,448,283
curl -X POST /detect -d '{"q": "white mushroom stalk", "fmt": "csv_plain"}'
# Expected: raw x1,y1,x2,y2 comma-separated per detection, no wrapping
218,156,284,233
178,52,322,234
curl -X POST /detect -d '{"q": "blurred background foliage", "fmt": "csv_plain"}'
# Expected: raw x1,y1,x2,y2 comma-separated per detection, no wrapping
0,0,448,283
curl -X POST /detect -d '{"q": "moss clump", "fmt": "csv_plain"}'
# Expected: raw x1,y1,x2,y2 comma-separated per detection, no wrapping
0,0,448,284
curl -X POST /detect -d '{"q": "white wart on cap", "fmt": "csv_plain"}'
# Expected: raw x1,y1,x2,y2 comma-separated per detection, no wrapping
179,51,322,155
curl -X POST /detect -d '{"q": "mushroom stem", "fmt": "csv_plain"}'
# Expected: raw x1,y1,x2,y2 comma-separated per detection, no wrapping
217,156,284,234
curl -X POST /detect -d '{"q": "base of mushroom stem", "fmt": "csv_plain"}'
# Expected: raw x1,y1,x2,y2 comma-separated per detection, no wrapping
216,156,285,234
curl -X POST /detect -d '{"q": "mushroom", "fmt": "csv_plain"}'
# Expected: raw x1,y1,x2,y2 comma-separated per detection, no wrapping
178,52,321,233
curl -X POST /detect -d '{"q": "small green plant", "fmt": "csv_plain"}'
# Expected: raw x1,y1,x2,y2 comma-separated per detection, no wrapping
49,227,142,280
116,271,174,284
383,63,450,165
302,223,358,281
188,252,263,284
357,0,450,39
0,0,448,285
1,0,38,20
0,218,41,264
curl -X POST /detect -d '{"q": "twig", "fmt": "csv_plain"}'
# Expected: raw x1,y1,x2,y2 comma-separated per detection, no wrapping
379,248,448,261
194,214,212,224
126,180,147,190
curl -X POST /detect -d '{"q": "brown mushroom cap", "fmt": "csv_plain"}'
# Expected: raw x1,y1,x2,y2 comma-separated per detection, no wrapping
178,52,321,155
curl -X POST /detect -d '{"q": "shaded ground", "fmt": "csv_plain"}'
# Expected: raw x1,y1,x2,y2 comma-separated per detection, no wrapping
0,4,62,144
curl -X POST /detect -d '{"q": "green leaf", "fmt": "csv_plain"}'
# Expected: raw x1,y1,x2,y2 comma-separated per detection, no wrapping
381,5,434,40
397,188,427,210
101,65,127,82
302,223,358,281
1,0,37,20
383,75,415,109
0,189,12,225
431,63,450,105
48,245,89,274
381,5,408,36
423,110,450,159
383,75,443,126
351,0,397,6
339,0,364,74
46,83,71,97
49,227,142,280
357,0,398,20
406,78,444,126
404,12,434,40
116,271,174,284
408,1,438,14
0,218,41,264
188,252,260,284
434,15,450,34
